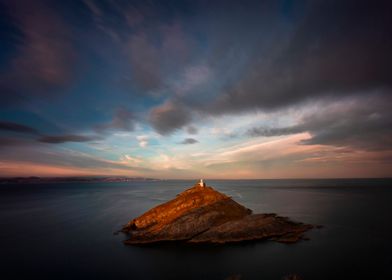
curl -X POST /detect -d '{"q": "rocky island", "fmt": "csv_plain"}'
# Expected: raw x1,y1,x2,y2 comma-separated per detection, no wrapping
122,180,313,245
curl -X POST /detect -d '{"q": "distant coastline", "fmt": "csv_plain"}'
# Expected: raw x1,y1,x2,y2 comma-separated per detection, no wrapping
1,177,391,185
0,176,160,184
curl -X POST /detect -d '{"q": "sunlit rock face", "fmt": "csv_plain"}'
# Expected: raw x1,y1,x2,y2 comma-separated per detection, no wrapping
122,182,313,244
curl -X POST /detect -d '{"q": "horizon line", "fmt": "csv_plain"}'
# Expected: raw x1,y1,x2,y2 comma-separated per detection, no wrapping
0,176,391,180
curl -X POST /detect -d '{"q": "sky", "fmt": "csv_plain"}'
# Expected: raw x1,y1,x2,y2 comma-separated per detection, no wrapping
0,0,391,179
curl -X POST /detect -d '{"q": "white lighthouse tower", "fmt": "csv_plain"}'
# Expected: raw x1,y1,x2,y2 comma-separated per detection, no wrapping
198,179,206,187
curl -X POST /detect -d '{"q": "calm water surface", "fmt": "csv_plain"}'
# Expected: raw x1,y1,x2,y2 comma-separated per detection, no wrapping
1,179,392,280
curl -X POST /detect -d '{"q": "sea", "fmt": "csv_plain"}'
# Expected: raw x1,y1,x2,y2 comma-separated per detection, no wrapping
1,179,391,280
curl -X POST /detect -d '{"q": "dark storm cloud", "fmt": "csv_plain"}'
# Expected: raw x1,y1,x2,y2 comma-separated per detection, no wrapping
38,134,99,144
208,0,392,114
0,111,136,145
0,120,99,144
147,0,392,134
0,121,39,134
248,95,392,151
1,0,391,159
180,138,198,145
149,100,191,135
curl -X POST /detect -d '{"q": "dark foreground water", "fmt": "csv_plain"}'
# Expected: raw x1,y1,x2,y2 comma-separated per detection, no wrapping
1,179,392,280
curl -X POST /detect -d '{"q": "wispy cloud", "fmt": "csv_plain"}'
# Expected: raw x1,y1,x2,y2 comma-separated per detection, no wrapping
1,1,76,105
0,121,39,135
247,95,392,151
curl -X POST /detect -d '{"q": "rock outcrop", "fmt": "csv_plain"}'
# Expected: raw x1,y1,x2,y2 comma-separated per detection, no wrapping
122,182,313,245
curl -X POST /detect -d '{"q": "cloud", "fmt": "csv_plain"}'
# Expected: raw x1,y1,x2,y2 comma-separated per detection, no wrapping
174,64,212,96
95,107,135,133
0,145,151,176
136,135,149,148
0,120,101,145
206,0,392,115
1,1,76,106
120,154,143,164
189,132,392,178
39,134,98,144
127,32,162,90
149,100,191,135
247,95,392,151
1,0,391,178
83,0,101,17
200,133,316,167
0,137,32,148
0,121,39,135
186,126,198,135
180,138,198,145
149,153,192,170
123,17,193,92
144,0,392,135
248,126,302,138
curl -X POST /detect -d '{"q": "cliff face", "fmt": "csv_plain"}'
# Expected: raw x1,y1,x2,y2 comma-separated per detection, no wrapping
122,183,313,245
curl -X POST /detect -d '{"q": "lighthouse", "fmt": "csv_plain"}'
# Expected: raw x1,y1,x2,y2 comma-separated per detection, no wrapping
198,179,206,187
